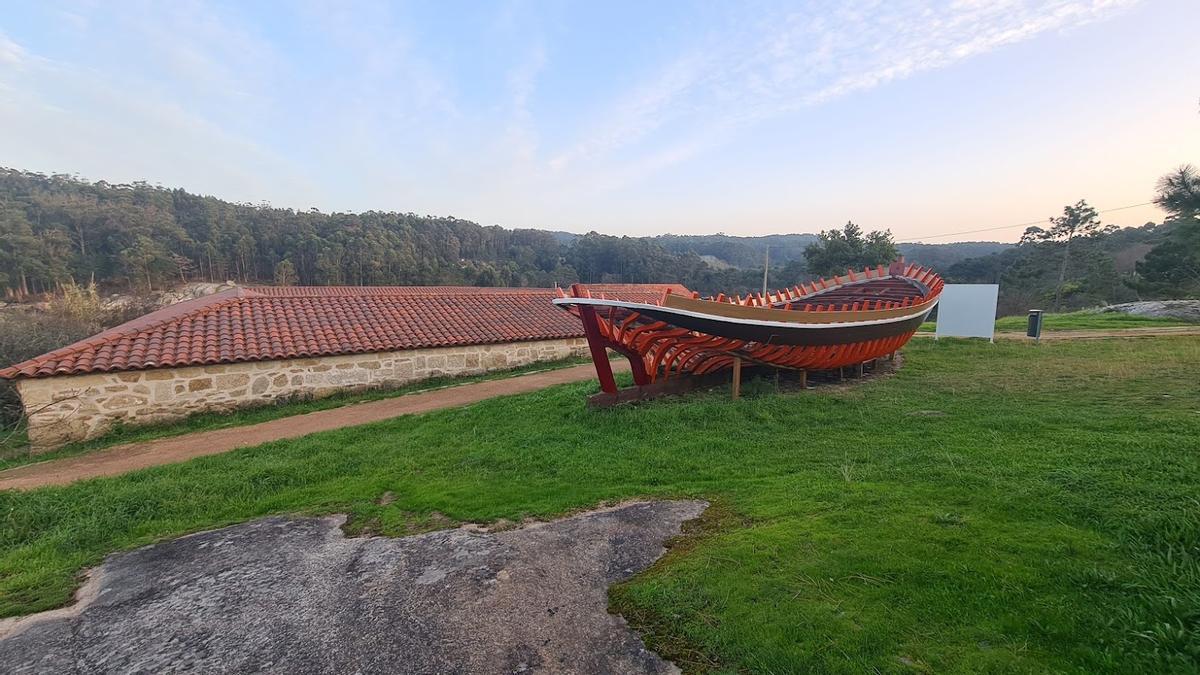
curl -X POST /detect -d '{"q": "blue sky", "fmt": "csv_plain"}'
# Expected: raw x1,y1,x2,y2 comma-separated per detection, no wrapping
1,1,1197,241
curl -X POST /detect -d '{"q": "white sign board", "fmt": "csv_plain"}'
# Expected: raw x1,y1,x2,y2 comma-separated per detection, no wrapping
934,284,999,341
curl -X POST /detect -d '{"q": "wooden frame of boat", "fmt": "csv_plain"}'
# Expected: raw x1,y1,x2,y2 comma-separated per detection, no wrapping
553,260,943,400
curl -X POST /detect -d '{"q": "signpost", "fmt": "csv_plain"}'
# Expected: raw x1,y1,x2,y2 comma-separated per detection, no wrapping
934,284,1000,342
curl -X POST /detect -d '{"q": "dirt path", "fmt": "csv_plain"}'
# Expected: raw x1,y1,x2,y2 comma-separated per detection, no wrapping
914,326,1200,341
0,362,625,492
5,327,1196,492
996,326,1200,340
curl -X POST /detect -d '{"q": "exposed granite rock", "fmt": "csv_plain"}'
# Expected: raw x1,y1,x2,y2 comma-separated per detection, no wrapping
1099,300,1200,322
0,500,706,674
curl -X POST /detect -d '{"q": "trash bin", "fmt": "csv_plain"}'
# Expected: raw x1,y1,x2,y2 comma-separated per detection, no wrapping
1027,309,1044,340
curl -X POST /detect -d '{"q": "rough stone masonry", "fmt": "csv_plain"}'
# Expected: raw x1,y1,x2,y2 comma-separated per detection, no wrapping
18,337,587,450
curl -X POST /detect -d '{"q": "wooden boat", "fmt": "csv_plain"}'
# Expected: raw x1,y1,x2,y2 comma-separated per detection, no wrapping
553,260,943,395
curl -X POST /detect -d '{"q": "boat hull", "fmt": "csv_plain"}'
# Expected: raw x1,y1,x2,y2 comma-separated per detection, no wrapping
562,299,934,346
553,261,944,394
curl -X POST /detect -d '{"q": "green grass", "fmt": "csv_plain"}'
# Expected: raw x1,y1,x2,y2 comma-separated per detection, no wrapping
2,338,1199,672
920,310,1194,334
0,356,590,470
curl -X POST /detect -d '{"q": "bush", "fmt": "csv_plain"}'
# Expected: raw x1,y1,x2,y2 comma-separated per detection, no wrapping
0,283,158,433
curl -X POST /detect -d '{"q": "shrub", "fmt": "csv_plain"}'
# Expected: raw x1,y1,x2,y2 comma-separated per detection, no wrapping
0,283,158,433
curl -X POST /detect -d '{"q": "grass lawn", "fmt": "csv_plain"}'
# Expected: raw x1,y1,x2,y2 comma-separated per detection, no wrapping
1,338,1198,672
920,309,1195,334
0,356,591,470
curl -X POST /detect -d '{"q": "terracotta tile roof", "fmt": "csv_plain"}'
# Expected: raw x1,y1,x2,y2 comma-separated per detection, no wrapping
1,284,687,379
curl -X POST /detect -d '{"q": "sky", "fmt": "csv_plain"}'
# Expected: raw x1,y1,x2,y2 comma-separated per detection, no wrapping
1,1,1197,242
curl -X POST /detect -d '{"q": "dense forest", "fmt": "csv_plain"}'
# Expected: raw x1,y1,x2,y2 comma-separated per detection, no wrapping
1,168,1005,299
945,166,1200,314
1,165,1197,309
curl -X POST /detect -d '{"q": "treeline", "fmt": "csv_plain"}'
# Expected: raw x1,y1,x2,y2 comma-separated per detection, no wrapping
946,166,1200,315
2,165,1196,309
946,221,1153,315
0,168,566,293
0,168,790,297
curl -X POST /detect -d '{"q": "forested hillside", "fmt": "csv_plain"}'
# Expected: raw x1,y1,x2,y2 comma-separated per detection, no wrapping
0,168,1009,298
0,169,580,294
566,231,1009,271
2,166,1195,311
945,164,1200,315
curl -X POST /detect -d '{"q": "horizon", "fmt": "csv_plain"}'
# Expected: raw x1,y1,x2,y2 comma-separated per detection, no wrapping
3,1,1197,243
0,165,1151,247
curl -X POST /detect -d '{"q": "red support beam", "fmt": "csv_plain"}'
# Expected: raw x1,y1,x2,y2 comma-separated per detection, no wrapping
577,304,618,394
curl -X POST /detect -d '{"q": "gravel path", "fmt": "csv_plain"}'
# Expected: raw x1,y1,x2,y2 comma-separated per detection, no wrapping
0,361,627,491
0,500,706,674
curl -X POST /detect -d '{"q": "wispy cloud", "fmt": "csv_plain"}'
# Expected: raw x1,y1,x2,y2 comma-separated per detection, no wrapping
0,0,1177,237
499,44,547,163
0,8,317,204
549,53,711,171
0,31,29,68
552,0,1138,180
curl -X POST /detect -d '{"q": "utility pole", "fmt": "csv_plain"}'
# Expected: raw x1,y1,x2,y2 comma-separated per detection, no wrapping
761,245,769,298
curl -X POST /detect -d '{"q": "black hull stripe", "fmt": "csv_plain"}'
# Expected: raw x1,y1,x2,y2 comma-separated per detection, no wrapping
632,307,932,346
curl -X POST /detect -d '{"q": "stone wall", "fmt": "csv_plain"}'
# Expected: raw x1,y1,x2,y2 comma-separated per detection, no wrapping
17,337,588,451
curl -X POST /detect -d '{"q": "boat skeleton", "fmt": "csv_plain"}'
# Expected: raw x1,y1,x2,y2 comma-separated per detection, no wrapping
553,260,943,395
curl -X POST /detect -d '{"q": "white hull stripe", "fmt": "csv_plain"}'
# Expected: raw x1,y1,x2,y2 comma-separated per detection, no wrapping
552,297,938,330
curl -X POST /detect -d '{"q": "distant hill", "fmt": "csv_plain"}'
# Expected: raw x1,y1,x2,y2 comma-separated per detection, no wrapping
3,167,1168,314
897,241,1013,270
547,231,1010,271
945,222,1170,315
646,233,1010,271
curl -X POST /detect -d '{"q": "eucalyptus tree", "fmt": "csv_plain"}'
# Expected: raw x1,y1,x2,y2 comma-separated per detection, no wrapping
1020,200,1115,310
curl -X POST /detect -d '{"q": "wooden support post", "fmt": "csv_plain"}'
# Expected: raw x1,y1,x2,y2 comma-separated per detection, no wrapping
578,305,618,394
799,369,807,390
889,351,896,361
774,369,780,392
856,361,864,378
732,357,742,400
839,366,845,381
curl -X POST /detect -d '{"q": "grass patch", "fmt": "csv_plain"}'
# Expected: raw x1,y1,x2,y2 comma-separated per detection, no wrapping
920,309,1194,334
0,356,589,470
1,338,1199,672
993,311,1194,331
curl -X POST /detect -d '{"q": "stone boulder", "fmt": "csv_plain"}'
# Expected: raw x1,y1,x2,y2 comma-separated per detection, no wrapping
1098,300,1200,322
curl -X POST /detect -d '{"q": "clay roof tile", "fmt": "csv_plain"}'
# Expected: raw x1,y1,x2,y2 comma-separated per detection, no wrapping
0,284,686,379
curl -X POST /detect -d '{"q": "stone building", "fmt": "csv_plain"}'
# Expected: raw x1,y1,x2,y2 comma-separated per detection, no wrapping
2,284,683,450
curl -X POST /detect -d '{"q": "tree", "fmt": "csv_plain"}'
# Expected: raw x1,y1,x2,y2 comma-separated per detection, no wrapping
1134,219,1200,297
1153,164,1200,221
1130,166,1200,297
1021,200,1114,311
273,259,298,286
170,253,196,283
120,235,170,292
803,222,898,277
0,209,46,296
